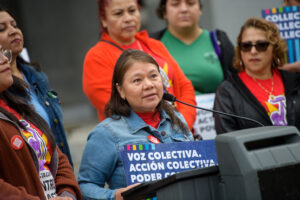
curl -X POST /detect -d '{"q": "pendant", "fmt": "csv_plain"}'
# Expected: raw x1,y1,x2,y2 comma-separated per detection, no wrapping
269,94,275,101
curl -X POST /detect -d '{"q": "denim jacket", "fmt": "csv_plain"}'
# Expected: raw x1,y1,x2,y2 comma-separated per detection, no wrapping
18,60,73,166
78,110,193,200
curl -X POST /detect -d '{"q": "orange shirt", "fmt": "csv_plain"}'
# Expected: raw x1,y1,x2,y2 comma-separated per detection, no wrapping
82,31,196,129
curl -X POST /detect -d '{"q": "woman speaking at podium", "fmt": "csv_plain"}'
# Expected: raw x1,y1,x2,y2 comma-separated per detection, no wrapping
213,18,300,134
78,50,193,200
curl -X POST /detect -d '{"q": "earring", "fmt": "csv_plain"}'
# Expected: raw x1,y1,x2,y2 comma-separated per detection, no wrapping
239,60,243,67
272,58,281,67
277,58,281,66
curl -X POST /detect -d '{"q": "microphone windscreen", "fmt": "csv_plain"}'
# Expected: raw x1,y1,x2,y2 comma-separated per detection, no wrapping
163,93,176,102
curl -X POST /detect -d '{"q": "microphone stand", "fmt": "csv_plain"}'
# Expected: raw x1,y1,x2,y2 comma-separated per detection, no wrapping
163,93,264,127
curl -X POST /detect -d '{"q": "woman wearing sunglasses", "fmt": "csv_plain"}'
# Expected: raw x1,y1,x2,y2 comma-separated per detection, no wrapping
213,17,300,134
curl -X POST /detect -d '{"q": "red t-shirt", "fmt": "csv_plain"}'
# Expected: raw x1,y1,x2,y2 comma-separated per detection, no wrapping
239,70,287,126
135,110,161,129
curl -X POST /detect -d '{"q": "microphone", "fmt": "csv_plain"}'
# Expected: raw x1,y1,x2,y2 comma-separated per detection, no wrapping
163,93,264,127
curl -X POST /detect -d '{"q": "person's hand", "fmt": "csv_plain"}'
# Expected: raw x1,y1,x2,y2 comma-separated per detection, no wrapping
278,62,300,72
49,196,73,200
114,183,141,200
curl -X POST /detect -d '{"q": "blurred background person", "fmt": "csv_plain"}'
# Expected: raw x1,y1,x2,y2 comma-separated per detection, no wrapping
151,0,235,95
0,6,73,166
0,47,81,200
283,0,300,6
213,17,300,134
82,0,196,131
79,50,193,200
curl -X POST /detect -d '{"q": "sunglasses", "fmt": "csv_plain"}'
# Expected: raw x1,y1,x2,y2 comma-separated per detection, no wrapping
239,41,270,52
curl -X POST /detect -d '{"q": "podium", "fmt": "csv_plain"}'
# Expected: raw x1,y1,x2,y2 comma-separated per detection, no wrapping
122,126,300,200
122,166,222,200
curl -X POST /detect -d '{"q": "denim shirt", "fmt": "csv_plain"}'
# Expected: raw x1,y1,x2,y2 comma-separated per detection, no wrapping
18,60,73,166
78,110,193,200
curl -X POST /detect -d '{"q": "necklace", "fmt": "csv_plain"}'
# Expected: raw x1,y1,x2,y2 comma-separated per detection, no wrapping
252,76,275,100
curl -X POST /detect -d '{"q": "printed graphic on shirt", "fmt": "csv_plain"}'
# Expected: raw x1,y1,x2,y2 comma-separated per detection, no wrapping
162,62,174,88
265,95,287,126
40,171,57,199
20,119,57,199
154,59,174,95
204,52,219,64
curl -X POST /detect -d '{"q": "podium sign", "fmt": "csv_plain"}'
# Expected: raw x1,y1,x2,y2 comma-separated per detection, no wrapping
120,140,218,185
262,6,300,63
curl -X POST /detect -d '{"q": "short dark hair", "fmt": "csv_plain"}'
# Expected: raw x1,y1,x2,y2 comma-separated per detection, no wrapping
97,0,140,34
156,0,202,19
105,49,189,134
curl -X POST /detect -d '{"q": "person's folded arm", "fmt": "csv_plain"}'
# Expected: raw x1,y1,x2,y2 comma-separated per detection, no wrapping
213,82,239,134
152,41,196,130
55,147,82,200
83,48,117,121
0,179,40,200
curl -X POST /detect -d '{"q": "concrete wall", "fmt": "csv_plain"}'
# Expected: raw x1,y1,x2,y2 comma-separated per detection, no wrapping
2,0,283,127
18,0,100,127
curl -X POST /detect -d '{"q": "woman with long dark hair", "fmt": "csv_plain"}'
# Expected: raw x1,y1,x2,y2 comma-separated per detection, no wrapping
0,6,73,165
0,47,81,199
79,49,193,200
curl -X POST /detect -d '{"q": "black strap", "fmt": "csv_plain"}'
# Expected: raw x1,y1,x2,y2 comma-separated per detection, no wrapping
101,40,124,51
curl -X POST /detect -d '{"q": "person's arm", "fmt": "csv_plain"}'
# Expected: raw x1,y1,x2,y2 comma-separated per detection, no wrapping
0,179,40,200
54,147,82,200
78,126,121,200
82,47,119,121
171,62,196,130
213,81,239,134
153,41,196,130
278,61,300,72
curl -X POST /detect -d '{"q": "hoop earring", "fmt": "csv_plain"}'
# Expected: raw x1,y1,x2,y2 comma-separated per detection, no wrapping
277,58,281,66
272,57,281,68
